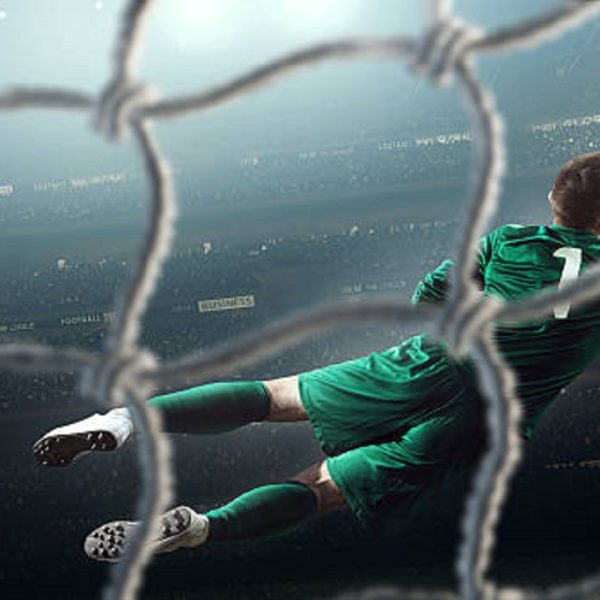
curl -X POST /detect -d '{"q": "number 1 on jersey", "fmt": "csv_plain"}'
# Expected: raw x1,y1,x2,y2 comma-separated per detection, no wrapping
553,247,582,319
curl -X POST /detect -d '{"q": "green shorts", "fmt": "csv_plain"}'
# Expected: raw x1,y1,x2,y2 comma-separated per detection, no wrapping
298,334,485,529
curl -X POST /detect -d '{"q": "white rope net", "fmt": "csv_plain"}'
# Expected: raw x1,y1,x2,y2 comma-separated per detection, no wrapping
2,1,600,599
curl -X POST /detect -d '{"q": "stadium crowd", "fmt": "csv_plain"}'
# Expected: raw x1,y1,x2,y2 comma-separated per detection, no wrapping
0,221,456,325
2,117,600,227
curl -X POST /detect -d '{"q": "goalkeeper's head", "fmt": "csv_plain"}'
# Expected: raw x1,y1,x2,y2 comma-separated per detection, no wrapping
550,152,600,234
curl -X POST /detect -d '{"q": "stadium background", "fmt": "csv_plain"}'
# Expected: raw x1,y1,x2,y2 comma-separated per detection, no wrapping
2,1,600,598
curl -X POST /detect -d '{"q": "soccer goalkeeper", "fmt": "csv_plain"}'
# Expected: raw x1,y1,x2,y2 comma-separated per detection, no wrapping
34,153,600,563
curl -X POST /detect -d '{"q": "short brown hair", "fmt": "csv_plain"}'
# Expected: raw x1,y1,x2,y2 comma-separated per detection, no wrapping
551,152,600,231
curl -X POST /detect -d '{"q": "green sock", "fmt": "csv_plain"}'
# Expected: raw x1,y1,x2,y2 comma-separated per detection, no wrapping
148,381,271,434
205,482,318,542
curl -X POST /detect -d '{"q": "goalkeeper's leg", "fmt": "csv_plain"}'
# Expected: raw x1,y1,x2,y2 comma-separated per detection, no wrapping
84,461,345,562
33,375,305,467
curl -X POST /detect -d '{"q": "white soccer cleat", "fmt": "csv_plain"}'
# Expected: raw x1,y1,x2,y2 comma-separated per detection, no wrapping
32,409,133,467
84,506,209,562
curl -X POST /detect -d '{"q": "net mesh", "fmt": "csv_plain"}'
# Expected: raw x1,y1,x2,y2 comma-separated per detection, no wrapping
2,1,600,598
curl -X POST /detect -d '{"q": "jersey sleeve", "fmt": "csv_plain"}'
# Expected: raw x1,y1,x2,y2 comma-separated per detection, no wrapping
411,232,496,305
411,259,454,304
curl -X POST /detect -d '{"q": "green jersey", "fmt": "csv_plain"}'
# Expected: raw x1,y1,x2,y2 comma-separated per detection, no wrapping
412,224,600,438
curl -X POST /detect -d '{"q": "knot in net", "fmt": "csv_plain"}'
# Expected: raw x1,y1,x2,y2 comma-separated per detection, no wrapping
80,349,156,407
412,16,484,85
96,79,156,141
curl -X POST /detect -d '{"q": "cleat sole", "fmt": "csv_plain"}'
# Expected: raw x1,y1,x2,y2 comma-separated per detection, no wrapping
33,431,117,467
84,506,207,563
